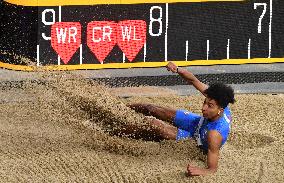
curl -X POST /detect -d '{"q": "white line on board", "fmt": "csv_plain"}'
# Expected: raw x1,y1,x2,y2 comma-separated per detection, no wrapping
268,0,272,58
58,55,61,65
58,6,62,65
207,40,209,60
37,45,40,66
59,6,62,22
185,40,189,61
80,44,82,65
248,38,251,59
227,39,230,59
123,53,126,63
165,3,168,62
143,43,147,62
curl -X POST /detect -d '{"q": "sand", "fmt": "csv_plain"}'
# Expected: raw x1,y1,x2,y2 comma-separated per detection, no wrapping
0,72,283,182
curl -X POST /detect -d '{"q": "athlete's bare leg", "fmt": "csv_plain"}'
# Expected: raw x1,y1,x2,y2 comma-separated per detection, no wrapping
149,117,178,140
118,116,178,141
127,103,177,123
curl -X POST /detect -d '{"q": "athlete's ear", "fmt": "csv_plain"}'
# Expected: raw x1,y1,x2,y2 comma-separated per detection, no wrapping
218,108,224,115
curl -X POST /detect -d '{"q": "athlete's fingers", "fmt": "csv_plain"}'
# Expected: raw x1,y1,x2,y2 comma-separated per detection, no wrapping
187,164,198,176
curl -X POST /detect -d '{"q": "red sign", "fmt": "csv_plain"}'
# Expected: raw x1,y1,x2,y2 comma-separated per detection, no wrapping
87,21,117,63
51,22,81,64
117,20,146,62
51,20,146,64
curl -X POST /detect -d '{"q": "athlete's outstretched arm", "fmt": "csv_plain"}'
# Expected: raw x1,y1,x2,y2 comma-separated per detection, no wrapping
166,62,208,96
187,130,222,176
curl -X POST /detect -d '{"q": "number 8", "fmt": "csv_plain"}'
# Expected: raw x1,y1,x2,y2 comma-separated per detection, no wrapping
149,6,163,37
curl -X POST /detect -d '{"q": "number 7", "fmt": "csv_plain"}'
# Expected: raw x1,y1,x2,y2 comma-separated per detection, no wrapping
254,3,267,34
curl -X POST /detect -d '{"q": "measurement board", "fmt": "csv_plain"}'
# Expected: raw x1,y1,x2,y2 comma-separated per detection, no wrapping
1,0,283,70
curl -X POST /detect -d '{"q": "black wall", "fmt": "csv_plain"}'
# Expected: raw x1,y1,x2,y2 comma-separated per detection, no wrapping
0,0,284,66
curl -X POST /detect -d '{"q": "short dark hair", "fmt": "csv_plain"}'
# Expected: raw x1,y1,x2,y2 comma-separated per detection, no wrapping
204,83,235,108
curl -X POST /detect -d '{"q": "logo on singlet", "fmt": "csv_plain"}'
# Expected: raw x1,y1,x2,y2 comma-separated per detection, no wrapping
224,114,231,124
184,111,190,115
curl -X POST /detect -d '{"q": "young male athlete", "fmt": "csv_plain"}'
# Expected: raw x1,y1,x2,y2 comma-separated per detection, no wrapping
127,62,235,176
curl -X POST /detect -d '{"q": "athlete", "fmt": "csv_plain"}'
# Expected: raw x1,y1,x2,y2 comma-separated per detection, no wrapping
127,62,235,176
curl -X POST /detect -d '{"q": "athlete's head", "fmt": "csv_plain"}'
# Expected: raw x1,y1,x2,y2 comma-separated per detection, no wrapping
202,83,235,121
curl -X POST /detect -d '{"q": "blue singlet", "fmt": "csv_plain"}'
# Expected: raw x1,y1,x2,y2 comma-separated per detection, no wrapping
174,107,232,151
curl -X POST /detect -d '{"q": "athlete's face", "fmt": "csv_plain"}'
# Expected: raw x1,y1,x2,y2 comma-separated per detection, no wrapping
202,97,223,121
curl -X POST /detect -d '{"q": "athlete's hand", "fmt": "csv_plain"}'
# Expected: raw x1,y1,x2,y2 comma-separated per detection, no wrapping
187,164,211,176
166,62,178,73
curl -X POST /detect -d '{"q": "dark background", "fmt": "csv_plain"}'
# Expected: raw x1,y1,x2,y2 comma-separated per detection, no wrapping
0,0,283,66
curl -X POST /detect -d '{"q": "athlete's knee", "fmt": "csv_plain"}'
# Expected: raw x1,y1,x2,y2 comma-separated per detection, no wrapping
150,119,177,140
151,118,162,126
145,104,157,113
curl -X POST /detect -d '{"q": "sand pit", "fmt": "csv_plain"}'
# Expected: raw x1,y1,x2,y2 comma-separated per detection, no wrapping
0,73,283,182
